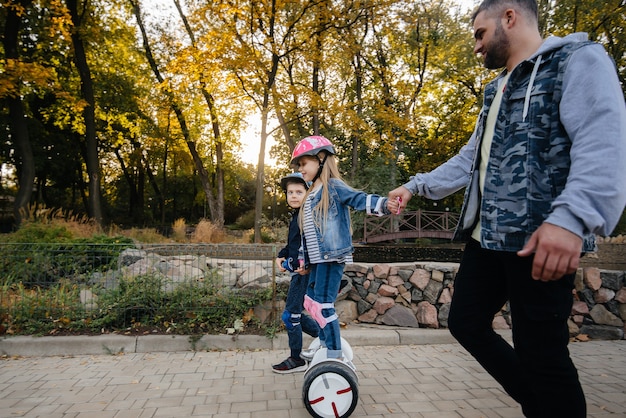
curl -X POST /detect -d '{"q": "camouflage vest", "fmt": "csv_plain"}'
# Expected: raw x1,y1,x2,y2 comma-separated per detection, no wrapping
454,41,597,252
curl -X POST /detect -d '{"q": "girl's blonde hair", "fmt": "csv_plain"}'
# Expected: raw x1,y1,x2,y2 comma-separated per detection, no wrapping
299,151,351,234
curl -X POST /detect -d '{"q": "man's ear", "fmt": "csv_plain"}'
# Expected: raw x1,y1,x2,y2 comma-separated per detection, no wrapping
504,9,516,27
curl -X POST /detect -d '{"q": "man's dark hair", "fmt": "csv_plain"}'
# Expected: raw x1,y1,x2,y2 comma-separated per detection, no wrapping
471,0,538,23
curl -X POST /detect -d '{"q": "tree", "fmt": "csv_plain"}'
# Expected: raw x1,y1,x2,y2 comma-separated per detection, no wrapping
2,0,36,224
66,0,104,224
130,0,219,223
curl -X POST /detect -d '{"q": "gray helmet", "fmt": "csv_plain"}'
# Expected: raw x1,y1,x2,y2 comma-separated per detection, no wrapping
279,172,308,192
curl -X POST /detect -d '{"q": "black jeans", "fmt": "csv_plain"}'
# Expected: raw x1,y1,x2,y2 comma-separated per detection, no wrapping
448,239,586,417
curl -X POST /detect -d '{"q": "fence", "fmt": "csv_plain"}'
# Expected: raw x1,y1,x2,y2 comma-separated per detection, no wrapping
363,210,459,243
0,243,286,336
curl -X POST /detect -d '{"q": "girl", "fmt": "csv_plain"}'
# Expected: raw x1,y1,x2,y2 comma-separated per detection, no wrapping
291,135,398,361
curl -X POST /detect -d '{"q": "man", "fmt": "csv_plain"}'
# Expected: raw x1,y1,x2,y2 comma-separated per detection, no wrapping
389,0,626,416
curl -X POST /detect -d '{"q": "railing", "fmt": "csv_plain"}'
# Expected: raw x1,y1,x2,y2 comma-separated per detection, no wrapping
362,210,459,243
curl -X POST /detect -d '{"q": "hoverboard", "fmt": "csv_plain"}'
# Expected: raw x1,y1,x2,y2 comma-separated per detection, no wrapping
302,337,359,418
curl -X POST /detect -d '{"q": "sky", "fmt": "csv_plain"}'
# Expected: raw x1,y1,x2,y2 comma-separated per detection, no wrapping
235,0,480,165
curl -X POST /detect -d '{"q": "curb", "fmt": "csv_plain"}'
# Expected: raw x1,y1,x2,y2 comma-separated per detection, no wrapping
0,325,512,357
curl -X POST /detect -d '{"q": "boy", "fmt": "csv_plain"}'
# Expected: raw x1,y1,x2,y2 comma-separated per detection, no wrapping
272,173,320,373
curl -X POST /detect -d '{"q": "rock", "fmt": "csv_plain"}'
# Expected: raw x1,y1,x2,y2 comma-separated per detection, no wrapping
336,300,358,323
237,264,270,287
373,264,391,279
572,314,584,326
416,301,439,328
574,270,585,293
589,304,624,327
583,267,602,291
571,300,589,315
399,288,412,304
254,299,282,324
431,269,444,283
378,283,399,297
387,275,405,287
567,318,580,337
594,288,616,304
215,265,241,287
337,275,353,301
579,324,624,340
80,289,98,311
344,263,368,275
356,299,372,315
601,271,624,291
615,287,626,303
438,303,451,327
397,269,413,281
358,309,378,323
422,280,443,305
118,248,147,267
380,304,419,328
438,287,452,304
373,296,395,314
121,258,159,278
409,269,430,290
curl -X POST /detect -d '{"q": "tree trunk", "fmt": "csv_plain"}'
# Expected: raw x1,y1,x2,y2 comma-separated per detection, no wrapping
4,0,36,225
67,0,103,225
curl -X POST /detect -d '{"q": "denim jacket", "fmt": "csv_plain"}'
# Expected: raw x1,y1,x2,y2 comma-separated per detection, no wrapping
305,178,390,261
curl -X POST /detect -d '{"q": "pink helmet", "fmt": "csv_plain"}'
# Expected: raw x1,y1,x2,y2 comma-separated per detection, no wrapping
290,135,336,166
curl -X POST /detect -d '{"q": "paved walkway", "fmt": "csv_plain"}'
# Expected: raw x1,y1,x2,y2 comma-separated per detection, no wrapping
0,332,625,417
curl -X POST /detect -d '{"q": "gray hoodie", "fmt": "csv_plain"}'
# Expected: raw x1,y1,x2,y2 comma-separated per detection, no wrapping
404,33,626,252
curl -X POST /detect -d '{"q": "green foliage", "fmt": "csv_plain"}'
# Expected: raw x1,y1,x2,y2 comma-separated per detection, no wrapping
0,221,279,336
0,281,88,336
5,223,74,243
1,272,277,336
236,210,256,230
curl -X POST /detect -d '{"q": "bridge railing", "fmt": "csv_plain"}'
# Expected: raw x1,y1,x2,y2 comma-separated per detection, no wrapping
362,210,460,243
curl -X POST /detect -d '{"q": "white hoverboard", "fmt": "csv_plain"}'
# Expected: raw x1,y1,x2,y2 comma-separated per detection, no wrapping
302,337,359,418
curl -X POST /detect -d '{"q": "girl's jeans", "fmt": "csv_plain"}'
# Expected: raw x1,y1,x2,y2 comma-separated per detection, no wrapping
284,273,320,360
448,239,586,417
307,262,344,359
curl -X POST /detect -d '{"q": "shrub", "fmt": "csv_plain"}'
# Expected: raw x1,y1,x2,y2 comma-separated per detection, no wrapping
191,219,225,243
171,218,187,242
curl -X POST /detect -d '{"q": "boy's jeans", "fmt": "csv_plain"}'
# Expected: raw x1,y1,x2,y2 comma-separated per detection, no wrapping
285,273,319,359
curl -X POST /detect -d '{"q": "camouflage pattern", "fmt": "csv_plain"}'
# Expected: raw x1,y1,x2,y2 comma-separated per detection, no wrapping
454,41,597,252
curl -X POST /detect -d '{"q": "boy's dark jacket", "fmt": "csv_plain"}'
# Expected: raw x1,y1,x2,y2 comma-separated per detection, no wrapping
278,208,302,272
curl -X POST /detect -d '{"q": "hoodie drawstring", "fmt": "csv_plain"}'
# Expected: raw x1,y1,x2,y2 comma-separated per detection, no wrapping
523,55,542,122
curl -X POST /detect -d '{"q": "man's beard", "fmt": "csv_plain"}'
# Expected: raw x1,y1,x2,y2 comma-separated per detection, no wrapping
484,21,510,69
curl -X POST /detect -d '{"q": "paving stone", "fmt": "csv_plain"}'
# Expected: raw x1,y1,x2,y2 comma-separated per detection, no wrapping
0,339,625,417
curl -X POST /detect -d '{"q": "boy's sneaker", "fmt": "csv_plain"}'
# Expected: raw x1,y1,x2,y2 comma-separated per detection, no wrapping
272,357,308,374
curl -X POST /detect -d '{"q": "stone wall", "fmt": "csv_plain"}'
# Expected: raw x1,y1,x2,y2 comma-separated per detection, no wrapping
334,261,626,341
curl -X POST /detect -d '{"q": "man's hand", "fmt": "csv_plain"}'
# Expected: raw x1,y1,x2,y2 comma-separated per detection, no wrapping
517,223,583,281
388,186,413,214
